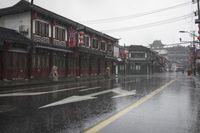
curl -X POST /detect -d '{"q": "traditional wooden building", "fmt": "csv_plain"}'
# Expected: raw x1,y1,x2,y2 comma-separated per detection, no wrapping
0,27,32,80
117,45,128,75
0,0,118,81
127,45,155,75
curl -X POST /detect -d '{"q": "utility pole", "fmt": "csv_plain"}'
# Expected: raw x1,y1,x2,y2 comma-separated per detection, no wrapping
124,44,127,77
31,0,34,5
194,0,200,75
197,0,200,19
192,31,196,75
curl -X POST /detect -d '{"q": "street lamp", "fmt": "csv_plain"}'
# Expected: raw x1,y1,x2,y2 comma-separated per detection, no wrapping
179,30,196,75
179,31,198,38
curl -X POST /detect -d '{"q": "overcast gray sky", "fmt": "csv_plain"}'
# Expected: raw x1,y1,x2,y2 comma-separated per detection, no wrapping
0,0,197,46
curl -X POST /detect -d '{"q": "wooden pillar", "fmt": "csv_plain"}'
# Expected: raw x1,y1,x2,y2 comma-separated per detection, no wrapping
75,52,80,77
89,56,92,75
1,51,6,80
97,57,100,75
65,53,68,77
27,51,32,79
79,53,82,76
49,51,53,74
0,51,3,80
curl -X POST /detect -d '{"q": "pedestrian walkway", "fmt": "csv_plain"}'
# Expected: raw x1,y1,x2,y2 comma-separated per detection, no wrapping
0,76,105,89
0,74,150,89
85,75,200,133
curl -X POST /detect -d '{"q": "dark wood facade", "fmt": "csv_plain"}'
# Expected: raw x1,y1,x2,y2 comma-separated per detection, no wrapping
0,27,32,80
0,1,118,81
127,45,156,75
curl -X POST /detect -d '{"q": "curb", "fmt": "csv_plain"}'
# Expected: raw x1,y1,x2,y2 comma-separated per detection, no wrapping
0,75,112,89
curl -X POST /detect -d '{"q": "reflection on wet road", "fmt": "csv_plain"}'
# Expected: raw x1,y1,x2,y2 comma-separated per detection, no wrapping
0,73,199,133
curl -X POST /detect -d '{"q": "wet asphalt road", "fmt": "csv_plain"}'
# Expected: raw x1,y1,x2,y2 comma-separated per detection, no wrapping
0,73,199,133
98,75,200,133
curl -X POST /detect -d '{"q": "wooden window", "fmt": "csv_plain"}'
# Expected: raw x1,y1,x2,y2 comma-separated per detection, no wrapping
90,39,93,48
101,42,106,51
35,20,49,37
131,53,134,58
84,36,90,47
55,27,65,41
107,44,112,51
93,39,98,49
136,65,141,71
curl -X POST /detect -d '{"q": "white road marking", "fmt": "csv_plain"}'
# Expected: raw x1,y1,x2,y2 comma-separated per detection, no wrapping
39,87,137,109
0,86,86,97
0,83,72,94
79,87,101,92
39,95,96,109
112,88,136,98
84,79,176,133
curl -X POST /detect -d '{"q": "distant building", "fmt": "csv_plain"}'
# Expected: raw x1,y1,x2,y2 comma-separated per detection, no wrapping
166,46,189,72
150,40,189,72
117,45,128,75
127,45,154,75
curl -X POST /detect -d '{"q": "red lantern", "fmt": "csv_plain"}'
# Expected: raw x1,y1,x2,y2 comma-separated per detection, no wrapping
79,31,84,46
79,31,84,36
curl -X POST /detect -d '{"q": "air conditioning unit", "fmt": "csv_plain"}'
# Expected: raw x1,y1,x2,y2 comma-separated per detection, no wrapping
19,25,29,35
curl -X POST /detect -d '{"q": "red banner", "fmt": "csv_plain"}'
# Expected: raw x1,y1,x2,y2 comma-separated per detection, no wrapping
68,27,77,48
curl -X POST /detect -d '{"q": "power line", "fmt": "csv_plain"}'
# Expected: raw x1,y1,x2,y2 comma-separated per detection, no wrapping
163,41,196,47
101,13,194,33
81,1,192,24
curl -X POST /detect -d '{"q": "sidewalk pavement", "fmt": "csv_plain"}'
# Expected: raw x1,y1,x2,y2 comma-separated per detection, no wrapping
0,75,109,89
0,73,181,89
193,75,200,88
0,74,138,89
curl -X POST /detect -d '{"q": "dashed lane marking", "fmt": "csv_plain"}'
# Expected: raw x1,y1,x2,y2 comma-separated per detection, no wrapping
84,79,177,133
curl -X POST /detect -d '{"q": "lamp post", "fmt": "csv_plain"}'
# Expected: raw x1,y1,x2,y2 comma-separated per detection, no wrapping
179,31,198,38
179,30,196,75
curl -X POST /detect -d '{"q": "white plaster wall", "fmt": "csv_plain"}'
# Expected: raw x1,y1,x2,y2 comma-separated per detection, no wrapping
114,46,119,57
0,12,31,38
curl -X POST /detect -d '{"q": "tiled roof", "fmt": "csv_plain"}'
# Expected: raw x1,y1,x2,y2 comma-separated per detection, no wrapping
128,45,150,51
0,0,31,16
0,27,32,45
0,0,118,42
